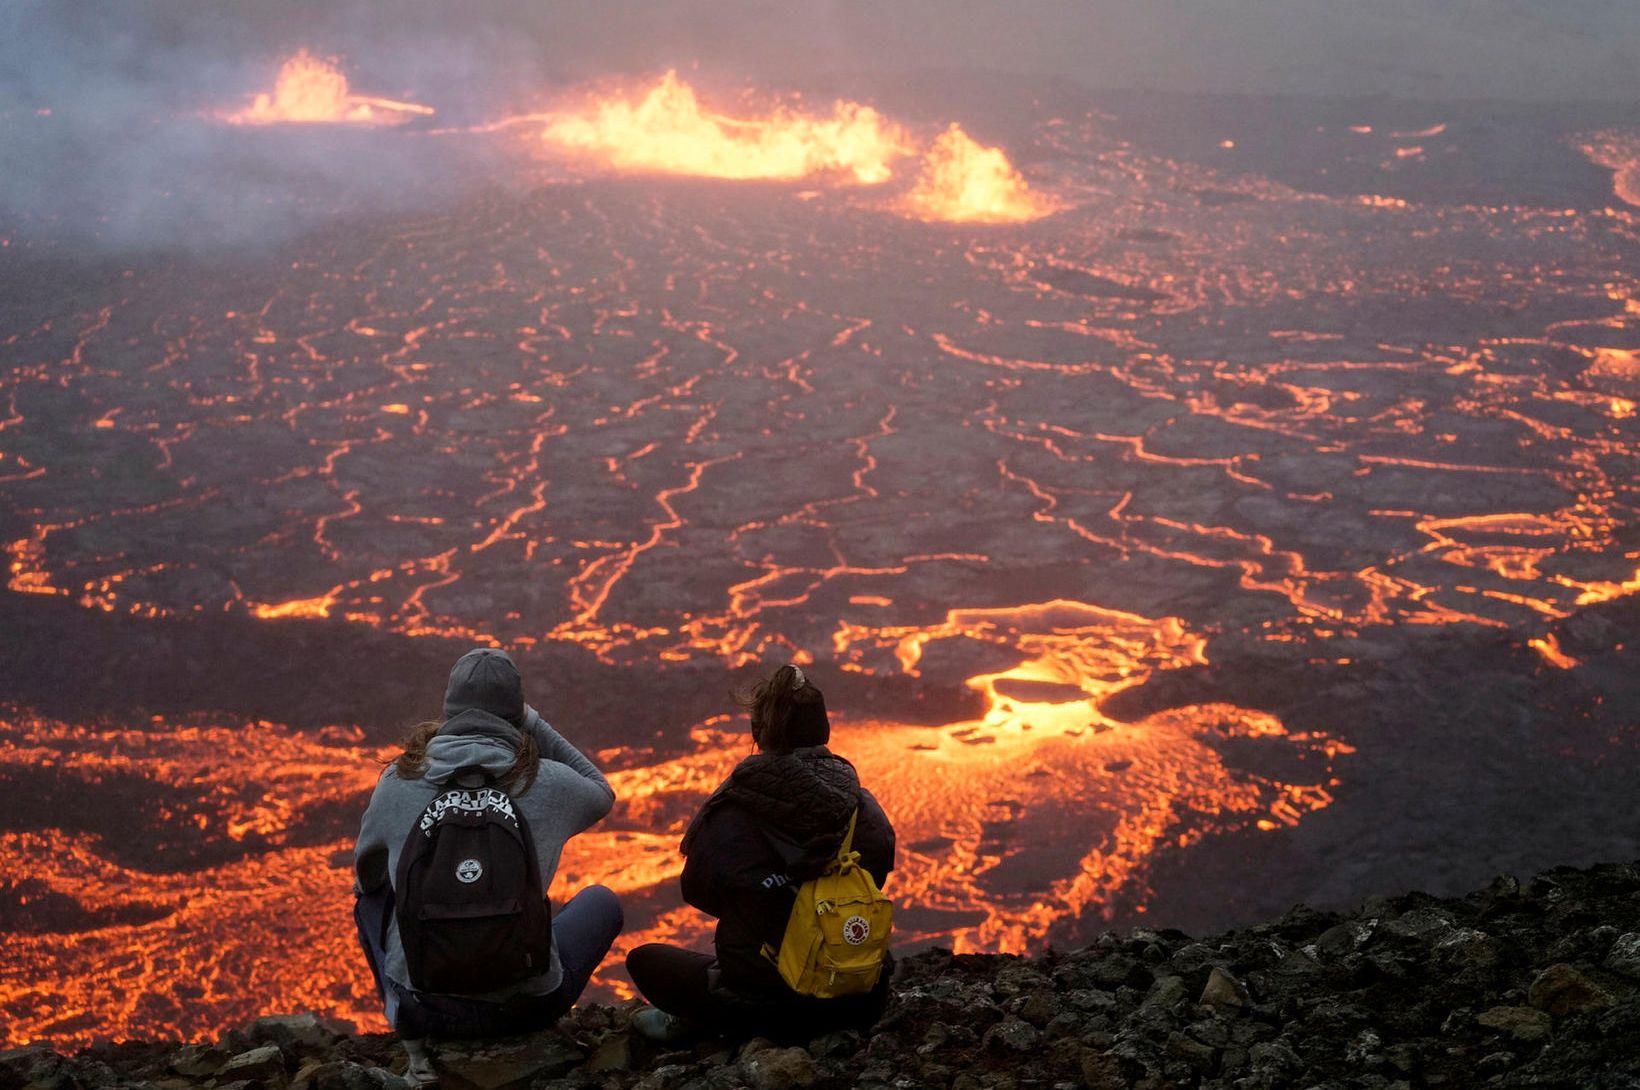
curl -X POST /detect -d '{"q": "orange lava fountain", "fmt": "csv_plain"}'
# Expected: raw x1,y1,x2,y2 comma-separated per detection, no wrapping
223,50,433,126
541,72,1055,222
904,123,1058,224
543,70,910,185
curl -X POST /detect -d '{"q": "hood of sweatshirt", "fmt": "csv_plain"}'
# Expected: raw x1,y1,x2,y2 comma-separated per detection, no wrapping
424,708,526,785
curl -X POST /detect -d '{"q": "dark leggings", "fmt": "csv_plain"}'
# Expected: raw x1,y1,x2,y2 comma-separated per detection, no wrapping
356,884,623,1039
625,943,889,1043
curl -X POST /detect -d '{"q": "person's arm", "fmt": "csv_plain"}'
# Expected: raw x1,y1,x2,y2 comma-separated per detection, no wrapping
523,704,614,806
680,805,778,918
353,769,396,895
856,788,896,888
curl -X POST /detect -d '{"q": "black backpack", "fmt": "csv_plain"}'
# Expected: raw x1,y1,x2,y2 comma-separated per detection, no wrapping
394,780,553,994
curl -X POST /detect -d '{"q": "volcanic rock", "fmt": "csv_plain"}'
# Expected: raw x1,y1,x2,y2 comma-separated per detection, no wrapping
1527,962,1613,1017
584,1034,635,1073
0,1045,82,1090
1379,906,1457,942
1140,974,1190,1014
1602,932,1640,979
290,1061,413,1090
434,1034,584,1090
1475,1005,1552,1044
741,1046,818,1090
1164,1029,1217,1072
225,1016,355,1063
979,1016,1038,1053
1199,965,1248,1009
168,1044,229,1078
218,1045,288,1088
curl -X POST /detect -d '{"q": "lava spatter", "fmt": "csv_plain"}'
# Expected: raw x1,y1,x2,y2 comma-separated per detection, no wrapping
903,124,1059,224
542,70,910,185
538,72,1056,223
221,50,433,126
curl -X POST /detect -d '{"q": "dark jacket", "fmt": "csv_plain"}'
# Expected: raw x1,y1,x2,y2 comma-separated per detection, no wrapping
680,745,895,994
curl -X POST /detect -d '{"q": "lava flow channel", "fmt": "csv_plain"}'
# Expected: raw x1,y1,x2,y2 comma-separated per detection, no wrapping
6,149,1631,650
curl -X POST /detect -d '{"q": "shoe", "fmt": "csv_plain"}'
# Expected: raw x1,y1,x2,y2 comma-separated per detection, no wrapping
631,1006,698,1045
404,1057,438,1089
401,1039,439,1088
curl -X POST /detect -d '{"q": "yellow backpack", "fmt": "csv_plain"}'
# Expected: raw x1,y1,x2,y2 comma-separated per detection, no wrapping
761,809,893,998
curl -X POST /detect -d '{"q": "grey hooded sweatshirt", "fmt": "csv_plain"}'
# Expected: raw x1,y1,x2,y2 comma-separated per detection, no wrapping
355,670,615,999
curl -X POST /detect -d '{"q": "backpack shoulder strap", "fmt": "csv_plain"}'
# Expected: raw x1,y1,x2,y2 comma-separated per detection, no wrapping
837,808,860,862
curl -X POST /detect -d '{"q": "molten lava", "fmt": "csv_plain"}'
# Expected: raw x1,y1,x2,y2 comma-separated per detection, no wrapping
0,713,389,1045
0,628,1350,1048
1527,633,1580,669
904,124,1058,224
223,50,433,126
1578,131,1640,208
3,92,1637,1051
543,70,909,185
540,72,1054,223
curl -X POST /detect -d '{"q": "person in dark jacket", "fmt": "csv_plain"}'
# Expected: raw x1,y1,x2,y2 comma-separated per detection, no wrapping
626,663,895,1043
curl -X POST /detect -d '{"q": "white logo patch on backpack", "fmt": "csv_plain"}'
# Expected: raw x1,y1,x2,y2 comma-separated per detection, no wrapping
456,858,483,884
842,915,871,945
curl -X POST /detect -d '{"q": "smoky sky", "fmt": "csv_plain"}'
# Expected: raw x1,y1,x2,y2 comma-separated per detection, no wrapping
9,0,1638,104
2,1,1636,252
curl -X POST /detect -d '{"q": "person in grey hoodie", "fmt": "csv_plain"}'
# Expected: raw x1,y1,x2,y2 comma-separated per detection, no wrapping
354,648,620,1068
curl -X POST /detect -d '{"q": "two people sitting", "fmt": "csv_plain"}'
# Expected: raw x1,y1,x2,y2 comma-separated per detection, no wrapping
352,650,895,1077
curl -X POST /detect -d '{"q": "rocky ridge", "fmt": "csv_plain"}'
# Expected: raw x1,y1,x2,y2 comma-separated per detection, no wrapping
6,860,1640,1090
